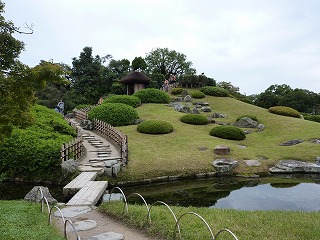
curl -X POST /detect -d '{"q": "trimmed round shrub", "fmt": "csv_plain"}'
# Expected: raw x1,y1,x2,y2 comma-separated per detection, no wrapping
88,103,139,126
137,120,173,134
103,95,141,108
200,86,229,97
171,88,184,95
236,115,258,122
210,125,246,140
268,106,301,118
133,88,171,103
191,91,205,99
180,114,208,125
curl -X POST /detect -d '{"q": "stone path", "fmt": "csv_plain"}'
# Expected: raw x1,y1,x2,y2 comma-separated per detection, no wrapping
52,119,158,240
53,206,156,240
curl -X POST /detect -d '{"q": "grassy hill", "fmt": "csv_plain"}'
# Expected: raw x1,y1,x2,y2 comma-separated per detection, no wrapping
115,91,320,181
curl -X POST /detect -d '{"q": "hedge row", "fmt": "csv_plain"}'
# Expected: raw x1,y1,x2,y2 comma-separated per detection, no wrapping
269,106,301,118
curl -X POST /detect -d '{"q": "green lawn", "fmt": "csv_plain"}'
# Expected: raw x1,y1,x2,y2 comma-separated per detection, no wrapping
0,200,64,240
100,201,320,240
115,94,320,181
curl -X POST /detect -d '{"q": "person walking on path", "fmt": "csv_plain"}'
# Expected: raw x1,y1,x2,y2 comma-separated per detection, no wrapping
57,100,64,114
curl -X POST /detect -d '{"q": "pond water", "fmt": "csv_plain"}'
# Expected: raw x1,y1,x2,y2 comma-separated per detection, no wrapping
1,175,319,211
119,175,320,212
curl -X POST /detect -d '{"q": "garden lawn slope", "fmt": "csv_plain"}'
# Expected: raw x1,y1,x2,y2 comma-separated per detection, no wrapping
116,94,320,181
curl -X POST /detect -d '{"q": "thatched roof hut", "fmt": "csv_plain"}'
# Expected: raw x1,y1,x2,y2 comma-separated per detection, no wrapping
120,71,151,95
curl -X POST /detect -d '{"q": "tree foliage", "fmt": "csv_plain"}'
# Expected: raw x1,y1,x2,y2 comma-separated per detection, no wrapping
255,84,320,113
0,2,25,72
145,47,196,78
71,47,106,104
132,56,147,71
0,3,68,140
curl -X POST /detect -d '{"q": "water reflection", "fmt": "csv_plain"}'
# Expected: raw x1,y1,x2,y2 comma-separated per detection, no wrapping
210,183,320,211
120,175,320,211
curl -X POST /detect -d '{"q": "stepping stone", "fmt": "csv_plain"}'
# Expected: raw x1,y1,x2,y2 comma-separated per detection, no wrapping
97,154,111,158
66,219,97,232
87,232,125,240
54,206,92,218
78,165,104,173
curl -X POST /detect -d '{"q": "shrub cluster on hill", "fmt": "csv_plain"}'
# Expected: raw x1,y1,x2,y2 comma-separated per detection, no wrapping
137,120,173,134
133,88,171,103
180,114,209,125
0,105,76,181
200,86,229,97
191,91,206,99
170,88,184,95
268,106,301,118
210,125,246,140
303,114,320,123
88,103,139,126
103,95,141,108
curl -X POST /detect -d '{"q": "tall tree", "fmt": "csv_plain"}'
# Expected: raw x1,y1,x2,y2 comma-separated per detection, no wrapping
71,47,106,104
1,3,66,140
0,1,24,73
131,56,147,71
144,47,196,78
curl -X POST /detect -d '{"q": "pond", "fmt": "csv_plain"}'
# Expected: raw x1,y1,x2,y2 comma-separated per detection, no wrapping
119,175,320,212
1,175,319,212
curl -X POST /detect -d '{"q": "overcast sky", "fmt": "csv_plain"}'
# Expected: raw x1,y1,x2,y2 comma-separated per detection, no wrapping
4,0,320,95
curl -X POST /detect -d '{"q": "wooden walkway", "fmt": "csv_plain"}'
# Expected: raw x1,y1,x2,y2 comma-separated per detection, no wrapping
63,171,108,206
63,172,98,195
66,180,108,206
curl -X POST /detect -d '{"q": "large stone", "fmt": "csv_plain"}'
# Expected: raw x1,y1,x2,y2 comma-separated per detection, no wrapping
184,95,192,102
212,159,238,174
234,117,257,128
214,145,230,155
212,112,227,118
244,160,261,167
201,106,212,112
24,186,57,205
278,139,304,146
270,160,320,173
61,159,78,174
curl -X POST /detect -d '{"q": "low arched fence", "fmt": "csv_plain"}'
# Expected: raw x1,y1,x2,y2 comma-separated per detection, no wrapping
36,187,81,240
107,187,239,240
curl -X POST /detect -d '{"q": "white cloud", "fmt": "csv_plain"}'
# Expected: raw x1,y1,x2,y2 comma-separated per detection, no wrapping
4,0,320,94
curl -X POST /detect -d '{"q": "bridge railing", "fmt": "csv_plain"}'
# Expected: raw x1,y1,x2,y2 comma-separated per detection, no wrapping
72,107,91,121
61,137,84,162
93,119,128,163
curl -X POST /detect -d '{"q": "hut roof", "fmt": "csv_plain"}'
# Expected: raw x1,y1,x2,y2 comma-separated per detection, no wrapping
120,71,151,84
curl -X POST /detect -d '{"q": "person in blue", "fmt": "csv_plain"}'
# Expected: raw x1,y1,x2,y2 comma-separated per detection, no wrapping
57,100,64,114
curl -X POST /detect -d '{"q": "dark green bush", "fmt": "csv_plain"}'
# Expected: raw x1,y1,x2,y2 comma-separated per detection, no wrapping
200,86,229,97
0,105,76,181
210,125,246,140
180,114,208,125
303,114,320,123
103,95,141,108
236,115,258,122
171,88,184,95
191,91,205,99
88,103,139,126
133,88,171,103
137,120,173,134
269,106,301,118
